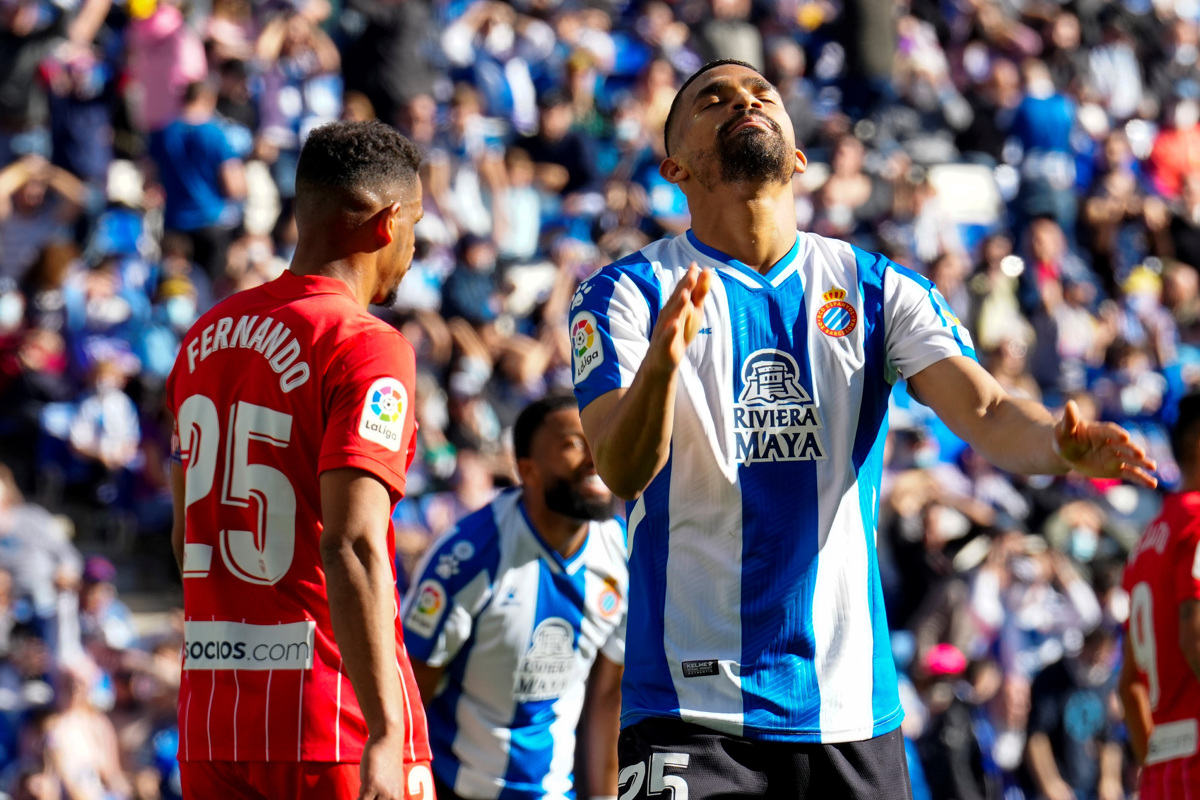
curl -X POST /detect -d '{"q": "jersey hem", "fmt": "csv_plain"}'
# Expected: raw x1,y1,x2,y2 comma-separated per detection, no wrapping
620,703,904,743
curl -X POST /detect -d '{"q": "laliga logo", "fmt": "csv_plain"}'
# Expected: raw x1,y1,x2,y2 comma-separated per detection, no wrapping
815,287,857,338
371,385,402,422
572,318,595,358
571,312,605,382
417,584,442,614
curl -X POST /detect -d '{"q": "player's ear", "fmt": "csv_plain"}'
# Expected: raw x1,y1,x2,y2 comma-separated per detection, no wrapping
375,202,401,248
659,155,688,185
794,148,808,174
515,456,538,488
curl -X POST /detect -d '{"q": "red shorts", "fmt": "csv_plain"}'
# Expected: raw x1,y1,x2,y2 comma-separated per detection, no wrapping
180,760,435,800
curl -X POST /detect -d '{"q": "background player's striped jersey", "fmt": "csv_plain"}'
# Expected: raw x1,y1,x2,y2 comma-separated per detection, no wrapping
402,490,628,800
571,230,975,743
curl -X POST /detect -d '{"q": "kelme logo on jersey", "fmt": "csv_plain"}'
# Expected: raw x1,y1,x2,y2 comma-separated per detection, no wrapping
571,311,604,384
514,617,576,701
358,377,407,452
815,288,858,338
404,579,446,639
734,349,827,464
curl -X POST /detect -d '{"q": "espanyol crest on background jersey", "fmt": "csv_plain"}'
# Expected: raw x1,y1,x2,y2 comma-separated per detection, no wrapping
571,229,975,743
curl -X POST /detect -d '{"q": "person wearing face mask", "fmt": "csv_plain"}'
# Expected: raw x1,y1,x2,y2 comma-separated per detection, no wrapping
1026,625,1123,800
402,395,627,800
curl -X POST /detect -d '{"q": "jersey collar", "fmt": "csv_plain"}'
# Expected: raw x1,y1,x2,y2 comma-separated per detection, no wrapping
683,229,803,290
269,270,361,303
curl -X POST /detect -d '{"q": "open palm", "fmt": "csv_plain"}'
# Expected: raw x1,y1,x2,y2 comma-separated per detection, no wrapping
1054,400,1158,489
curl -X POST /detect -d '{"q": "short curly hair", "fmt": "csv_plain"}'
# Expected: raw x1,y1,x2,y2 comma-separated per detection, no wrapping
295,120,421,206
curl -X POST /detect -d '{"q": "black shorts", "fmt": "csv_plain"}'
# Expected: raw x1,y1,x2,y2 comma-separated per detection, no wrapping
617,718,913,799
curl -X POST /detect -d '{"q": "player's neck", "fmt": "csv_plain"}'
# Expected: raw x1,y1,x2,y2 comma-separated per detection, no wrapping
521,496,589,560
687,186,798,274
289,251,376,309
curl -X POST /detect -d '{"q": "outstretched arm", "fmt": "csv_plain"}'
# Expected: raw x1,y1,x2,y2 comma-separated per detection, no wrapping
580,265,709,500
908,356,1156,487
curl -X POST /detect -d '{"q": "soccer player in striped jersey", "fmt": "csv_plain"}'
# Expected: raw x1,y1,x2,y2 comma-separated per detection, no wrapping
571,59,1158,799
168,121,432,800
402,395,627,800
1121,393,1200,798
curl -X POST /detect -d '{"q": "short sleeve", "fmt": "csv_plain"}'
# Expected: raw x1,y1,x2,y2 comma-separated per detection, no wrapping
600,608,627,666
1172,522,1200,605
881,259,976,383
401,527,494,667
207,123,237,164
569,261,656,409
319,329,418,501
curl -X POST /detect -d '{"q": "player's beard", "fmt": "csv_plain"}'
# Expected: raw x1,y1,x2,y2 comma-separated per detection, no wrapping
543,474,614,522
380,285,399,308
714,110,793,187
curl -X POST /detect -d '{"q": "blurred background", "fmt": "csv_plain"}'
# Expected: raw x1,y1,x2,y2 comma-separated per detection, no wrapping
0,0,1197,797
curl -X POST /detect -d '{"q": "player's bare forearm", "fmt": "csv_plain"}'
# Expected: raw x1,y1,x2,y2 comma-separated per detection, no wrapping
911,357,1156,486
582,368,679,501
584,654,623,797
580,265,709,500
909,357,1066,475
320,469,407,739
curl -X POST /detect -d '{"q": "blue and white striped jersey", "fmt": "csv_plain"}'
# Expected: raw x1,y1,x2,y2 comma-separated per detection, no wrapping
401,489,629,800
570,230,976,744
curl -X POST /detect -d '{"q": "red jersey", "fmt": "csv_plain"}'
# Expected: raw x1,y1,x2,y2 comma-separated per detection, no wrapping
166,271,431,765
1123,492,1200,780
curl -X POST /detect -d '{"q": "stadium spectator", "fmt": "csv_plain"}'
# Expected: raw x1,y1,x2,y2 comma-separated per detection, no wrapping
148,81,245,281
0,156,86,282
1025,626,1123,800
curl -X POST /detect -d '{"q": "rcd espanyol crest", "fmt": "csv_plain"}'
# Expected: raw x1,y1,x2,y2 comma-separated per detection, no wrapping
815,287,857,338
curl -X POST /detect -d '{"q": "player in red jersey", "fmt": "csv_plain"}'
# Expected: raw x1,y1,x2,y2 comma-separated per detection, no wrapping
1121,392,1200,799
166,120,434,800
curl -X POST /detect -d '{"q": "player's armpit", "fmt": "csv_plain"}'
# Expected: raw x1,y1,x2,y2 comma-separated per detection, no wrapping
1181,599,1200,683
1119,634,1153,765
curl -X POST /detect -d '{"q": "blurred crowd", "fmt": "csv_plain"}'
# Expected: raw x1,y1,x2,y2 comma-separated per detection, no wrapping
0,0,1199,797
